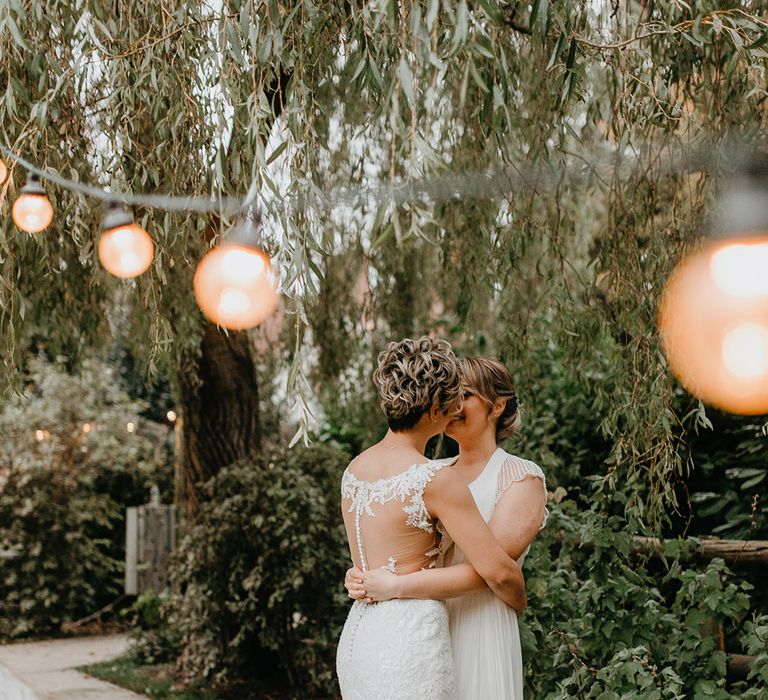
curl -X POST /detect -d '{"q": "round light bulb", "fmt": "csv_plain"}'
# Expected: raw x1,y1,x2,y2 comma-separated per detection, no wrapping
0,159,7,185
166,410,177,422
709,242,768,298
721,324,768,380
193,243,279,330
659,237,768,414
13,192,53,233
98,223,154,278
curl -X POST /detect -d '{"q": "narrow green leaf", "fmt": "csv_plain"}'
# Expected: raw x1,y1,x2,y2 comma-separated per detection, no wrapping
469,59,488,92
547,32,566,70
6,16,29,51
537,0,548,34
266,141,288,165
398,58,415,106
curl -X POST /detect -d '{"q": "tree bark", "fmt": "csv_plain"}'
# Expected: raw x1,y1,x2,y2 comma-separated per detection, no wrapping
552,532,768,566
633,536,768,566
177,324,261,519
727,653,756,681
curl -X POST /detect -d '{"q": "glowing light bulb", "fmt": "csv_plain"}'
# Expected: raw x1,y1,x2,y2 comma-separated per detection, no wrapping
83,423,92,433
166,410,177,422
721,324,768,379
126,422,135,433
98,205,154,278
194,239,278,330
13,174,53,233
709,242,768,298
218,287,252,318
659,237,768,414
35,430,45,442
0,158,7,185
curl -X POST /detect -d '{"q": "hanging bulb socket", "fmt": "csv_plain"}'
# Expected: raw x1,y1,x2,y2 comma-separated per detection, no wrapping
224,215,265,249
101,201,135,232
13,173,53,233
20,172,46,197
98,202,154,279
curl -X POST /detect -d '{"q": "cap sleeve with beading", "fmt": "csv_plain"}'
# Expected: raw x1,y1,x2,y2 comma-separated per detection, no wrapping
495,453,549,529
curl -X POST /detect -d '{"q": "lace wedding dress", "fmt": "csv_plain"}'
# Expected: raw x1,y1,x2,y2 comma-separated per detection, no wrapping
336,458,458,700
441,448,548,700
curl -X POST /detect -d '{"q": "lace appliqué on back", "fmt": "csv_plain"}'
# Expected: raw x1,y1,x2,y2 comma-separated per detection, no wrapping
341,458,453,571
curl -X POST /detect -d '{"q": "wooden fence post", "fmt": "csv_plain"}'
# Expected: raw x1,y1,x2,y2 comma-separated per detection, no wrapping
125,485,176,595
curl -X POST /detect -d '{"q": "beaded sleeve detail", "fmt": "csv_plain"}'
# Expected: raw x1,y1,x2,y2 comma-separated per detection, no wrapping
341,458,454,571
495,454,549,529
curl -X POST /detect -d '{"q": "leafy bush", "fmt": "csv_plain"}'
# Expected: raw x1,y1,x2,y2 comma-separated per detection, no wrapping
0,463,118,638
0,357,171,639
520,502,768,699
125,591,180,665
165,443,351,697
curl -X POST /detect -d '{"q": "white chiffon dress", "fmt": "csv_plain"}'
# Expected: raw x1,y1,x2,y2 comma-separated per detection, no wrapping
441,448,548,700
336,458,458,699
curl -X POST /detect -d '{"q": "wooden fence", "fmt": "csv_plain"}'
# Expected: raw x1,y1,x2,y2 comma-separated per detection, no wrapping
125,485,177,595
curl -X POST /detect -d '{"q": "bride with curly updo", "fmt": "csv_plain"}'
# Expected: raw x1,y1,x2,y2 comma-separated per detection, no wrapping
336,337,526,699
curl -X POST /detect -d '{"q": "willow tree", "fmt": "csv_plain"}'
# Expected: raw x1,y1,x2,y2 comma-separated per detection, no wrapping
1,1,766,522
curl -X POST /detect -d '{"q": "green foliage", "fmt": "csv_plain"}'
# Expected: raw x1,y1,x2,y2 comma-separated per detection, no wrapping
684,409,768,540
520,503,767,699
125,591,180,666
0,460,117,638
164,443,350,697
0,357,170,638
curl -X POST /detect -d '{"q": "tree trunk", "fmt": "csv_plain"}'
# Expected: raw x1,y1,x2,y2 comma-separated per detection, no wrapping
177,324,261,520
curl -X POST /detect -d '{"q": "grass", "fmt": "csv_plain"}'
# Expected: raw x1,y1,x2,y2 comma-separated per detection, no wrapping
80,652,295,699
79,653,219,700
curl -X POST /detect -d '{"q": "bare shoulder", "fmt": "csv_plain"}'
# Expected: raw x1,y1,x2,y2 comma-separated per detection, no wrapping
424,459,465,501
498,475,545,499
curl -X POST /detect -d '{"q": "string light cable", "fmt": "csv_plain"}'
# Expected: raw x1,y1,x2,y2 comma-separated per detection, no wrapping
0,142,255,216
1,137,764,347
0,138,723,220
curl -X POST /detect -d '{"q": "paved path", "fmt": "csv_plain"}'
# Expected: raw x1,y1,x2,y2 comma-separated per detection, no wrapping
0,634,147,700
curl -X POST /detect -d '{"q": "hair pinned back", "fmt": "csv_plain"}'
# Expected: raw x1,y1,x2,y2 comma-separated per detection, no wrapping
373,336,463,431
460,356,521,443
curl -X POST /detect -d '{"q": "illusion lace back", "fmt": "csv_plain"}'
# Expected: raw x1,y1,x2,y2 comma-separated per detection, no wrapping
337,457,458,699
340,458,457,574
442,449,547,700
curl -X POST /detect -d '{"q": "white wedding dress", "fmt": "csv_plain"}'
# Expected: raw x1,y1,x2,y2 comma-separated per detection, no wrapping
441,448,548,700
337,458,458,699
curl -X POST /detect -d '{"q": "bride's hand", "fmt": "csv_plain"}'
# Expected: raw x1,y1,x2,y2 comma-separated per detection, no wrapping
360,568,401,602
344,566,368,601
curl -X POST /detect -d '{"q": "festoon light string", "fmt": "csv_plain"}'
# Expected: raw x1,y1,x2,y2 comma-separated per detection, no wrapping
0,142,278,329
5,133,768,411
0,138,585,331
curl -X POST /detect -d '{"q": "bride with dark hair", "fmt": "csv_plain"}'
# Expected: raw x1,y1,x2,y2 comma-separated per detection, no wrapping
336,338,526,700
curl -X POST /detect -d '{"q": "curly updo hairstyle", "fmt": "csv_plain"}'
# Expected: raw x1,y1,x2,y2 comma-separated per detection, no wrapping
373,336,463,432
460,356,522,443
